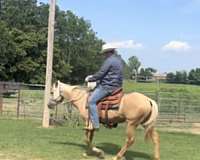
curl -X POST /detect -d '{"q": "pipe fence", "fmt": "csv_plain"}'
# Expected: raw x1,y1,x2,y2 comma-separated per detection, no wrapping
0,81,200,128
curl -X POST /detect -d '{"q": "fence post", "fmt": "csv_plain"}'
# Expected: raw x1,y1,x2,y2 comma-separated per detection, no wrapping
0,84,3,114
0,93,3,115
55,104,58,120
156,90,160,109
178,92,180,114
17,89,21,118
183,106,186,122
156,79,160,110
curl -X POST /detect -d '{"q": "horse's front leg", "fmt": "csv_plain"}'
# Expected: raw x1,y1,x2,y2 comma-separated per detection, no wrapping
84,129,94,152
84,129,105,159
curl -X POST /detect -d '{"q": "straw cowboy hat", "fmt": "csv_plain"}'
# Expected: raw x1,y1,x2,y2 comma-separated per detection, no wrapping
100,43,116,54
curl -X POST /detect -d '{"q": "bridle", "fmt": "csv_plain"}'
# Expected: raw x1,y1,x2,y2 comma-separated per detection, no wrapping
51,84,64,104
54,94,64,103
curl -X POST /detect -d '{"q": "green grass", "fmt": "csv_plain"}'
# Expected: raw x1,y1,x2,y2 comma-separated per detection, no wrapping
0,119,199,160
123,80,200,94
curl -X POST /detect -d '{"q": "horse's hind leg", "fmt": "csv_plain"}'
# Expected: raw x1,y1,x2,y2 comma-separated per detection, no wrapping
113,122,136,160
147,127,160,160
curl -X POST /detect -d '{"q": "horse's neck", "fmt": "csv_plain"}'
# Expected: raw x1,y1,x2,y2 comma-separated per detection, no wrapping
70,88,89,120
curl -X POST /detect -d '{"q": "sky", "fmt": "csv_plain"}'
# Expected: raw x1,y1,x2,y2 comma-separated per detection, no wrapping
38,0,200,73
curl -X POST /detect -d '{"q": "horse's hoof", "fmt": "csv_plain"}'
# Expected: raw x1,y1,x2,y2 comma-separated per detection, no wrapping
112,156,118,160
82,153,88,157
98,152,105,159
112,156,126,160
92,147,105,159
83,150,93,157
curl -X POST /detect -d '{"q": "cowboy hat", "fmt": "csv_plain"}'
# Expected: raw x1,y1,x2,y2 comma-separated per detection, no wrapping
100,44,116,54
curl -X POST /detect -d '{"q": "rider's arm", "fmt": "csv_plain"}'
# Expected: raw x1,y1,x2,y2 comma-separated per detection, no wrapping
88,58,111,82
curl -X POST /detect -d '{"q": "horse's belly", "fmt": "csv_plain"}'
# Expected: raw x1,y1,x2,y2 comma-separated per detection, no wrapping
100,110,125,123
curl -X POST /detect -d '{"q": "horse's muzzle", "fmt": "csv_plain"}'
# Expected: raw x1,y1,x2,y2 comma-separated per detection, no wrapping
48,99,57,109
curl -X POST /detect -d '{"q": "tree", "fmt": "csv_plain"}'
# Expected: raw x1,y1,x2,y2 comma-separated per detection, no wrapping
120,57,131,79
166,71,187,84
166,72,176,83
0,0,48,83
0,21,16,80
188,68,200,84
127,56,141,81
0,0,103,84
139,67,157,80
54,10,103,83
175,71,187,83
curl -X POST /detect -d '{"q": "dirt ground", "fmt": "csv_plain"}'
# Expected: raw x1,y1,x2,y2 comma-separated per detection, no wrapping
190,123,200,134
159,123,200,135
0,153,43,160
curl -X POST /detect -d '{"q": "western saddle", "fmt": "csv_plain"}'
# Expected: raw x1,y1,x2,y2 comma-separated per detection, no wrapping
97,88,123,128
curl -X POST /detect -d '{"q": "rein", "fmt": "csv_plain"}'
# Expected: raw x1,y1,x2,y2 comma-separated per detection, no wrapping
54,95,64,103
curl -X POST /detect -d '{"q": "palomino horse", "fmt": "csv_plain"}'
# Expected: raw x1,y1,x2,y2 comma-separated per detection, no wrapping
48,81,160,160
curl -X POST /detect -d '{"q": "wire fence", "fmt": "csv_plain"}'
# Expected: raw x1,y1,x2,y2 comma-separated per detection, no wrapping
0,81,200,128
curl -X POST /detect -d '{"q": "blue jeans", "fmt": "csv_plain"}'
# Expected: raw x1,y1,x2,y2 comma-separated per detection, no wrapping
88,85,110,129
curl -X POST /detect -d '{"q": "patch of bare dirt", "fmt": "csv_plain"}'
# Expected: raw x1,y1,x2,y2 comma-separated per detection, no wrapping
191,123,200,135
0,152,43,160
159,123,200,135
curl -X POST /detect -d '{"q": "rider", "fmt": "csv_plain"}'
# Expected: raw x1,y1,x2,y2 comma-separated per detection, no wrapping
85,44,124,130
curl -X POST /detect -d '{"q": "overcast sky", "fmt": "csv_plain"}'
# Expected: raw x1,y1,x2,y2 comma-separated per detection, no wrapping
38,0,200,73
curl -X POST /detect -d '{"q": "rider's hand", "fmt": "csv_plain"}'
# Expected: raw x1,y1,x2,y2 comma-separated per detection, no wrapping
85,75,93,82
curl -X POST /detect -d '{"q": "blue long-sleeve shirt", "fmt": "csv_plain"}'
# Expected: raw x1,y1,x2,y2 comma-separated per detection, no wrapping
88,54,123,93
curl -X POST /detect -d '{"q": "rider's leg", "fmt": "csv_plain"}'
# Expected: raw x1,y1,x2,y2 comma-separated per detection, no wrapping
88,85,109,129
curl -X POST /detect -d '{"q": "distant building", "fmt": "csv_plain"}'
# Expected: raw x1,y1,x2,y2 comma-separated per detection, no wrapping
152,72,167,80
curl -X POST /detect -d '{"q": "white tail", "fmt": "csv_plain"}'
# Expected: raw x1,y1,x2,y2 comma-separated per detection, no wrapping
143,99,159,140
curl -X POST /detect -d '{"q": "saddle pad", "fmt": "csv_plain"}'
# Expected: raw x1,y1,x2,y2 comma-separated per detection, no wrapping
97,88,123,110
97,88,123,106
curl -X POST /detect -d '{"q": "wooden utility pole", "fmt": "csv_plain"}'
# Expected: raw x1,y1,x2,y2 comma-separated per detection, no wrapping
0,84,3,114
0,92,3,115
42,0,56,127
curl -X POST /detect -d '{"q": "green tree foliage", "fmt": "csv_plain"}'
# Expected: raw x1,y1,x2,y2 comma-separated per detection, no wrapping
0,21,16,80
54,10,103,83
166,71,187,84
0,0,103,84
166,72,176,83
188,68,200,84
123,63,131,79
127,56,141,80
175,71,187,83
139,67,157,80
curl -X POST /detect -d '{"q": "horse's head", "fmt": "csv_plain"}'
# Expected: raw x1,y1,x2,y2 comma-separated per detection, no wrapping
48,80,64,109
48,81,85,109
